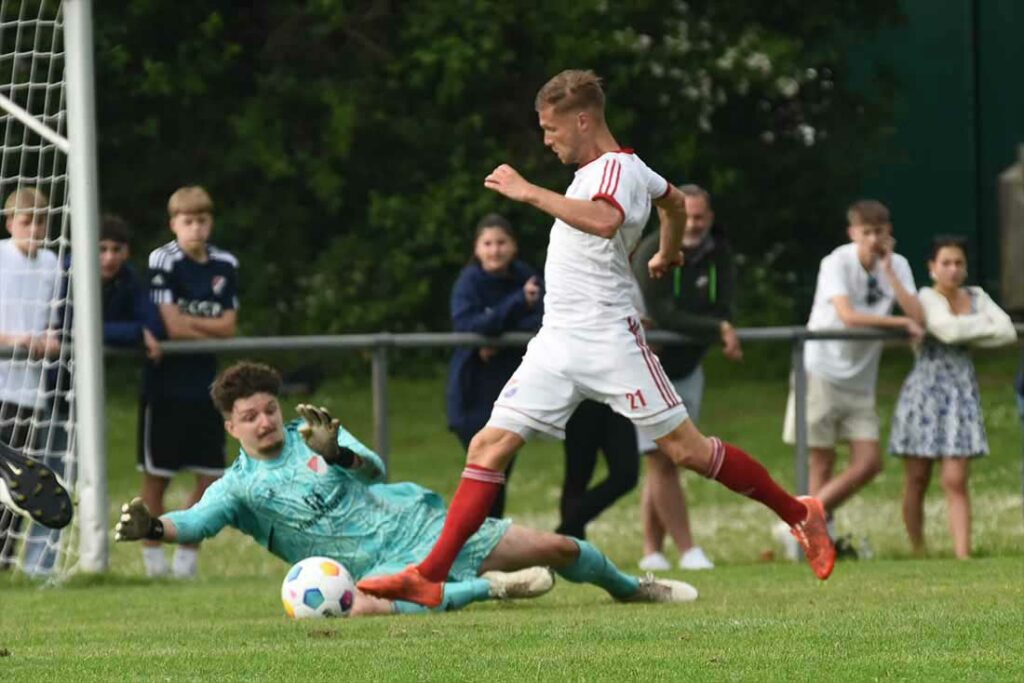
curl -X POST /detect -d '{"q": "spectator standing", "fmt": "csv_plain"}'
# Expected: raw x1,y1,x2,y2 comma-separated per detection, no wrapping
0,187,61,570
889,236,1017,558
140,186,239,578
556,399,638,540
446,213,542,518
782,200,925,555
631,185,740,571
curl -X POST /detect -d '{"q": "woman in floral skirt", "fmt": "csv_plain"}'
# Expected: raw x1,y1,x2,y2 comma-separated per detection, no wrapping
889,236,1017,558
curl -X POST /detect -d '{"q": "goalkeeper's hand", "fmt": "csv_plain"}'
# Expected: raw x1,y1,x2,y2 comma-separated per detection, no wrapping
296,404,356,467
114,497,162,542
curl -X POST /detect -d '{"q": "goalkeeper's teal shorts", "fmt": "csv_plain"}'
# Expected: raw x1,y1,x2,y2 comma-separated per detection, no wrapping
361,516,512,582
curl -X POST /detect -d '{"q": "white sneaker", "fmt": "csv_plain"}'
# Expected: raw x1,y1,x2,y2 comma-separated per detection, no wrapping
772,521,800,561
638,552,671,572
142,546,169,578
618,573,699,604
679,546,714,570
171,547,198,579
482,566,555,600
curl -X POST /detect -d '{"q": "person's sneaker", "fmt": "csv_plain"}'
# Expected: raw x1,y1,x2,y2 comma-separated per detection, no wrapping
638,552,671,572
142,546,169,578
771,521,801,561
358,565,444,608
790,496,836,580
171,547,199,579
618,573,699,604
833,534,859,561
679,546,714,570
482,567,555,600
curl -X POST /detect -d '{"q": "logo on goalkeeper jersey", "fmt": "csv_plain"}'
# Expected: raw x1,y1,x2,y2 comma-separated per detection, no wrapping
307,455,328,475
212,275,227,295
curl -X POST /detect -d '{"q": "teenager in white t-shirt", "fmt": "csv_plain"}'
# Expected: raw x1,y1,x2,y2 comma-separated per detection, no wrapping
360,70,836,607
783,200,924,548
0,187,61,569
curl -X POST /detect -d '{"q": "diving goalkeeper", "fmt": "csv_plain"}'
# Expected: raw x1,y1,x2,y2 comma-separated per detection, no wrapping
115,361,698,616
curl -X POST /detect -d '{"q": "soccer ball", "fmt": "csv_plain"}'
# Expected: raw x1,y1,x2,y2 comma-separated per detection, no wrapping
281,556,356,619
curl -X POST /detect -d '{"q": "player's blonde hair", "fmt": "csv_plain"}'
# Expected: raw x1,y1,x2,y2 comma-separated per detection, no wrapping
846,199,890,227
4,186,49,217
535,69,606,114
168,185,214,217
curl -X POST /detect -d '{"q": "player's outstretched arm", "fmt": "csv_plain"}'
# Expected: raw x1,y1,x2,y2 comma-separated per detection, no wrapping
296,404,359,468
114,497,178,543
484,164,622,238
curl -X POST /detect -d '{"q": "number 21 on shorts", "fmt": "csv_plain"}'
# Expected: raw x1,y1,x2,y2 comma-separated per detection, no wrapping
626,389,647,411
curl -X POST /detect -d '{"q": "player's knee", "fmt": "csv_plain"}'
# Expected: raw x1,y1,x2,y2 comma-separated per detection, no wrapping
549,534,581,567
467,429,516,471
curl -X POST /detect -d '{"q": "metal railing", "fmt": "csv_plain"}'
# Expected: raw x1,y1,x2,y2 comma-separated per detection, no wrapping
114,323,1022,492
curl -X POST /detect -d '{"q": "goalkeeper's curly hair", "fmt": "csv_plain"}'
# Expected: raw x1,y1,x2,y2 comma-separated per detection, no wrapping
210,361,282,415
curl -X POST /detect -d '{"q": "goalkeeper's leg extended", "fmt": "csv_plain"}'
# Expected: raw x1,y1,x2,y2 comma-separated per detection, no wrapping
0,440,73,530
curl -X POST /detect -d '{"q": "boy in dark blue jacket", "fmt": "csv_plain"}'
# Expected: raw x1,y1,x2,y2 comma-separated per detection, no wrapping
100,214,164,357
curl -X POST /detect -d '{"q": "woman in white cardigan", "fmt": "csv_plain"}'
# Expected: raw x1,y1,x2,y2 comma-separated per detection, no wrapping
888,236,1017,559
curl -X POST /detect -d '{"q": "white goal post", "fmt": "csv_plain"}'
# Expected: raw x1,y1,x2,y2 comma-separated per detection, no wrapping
0,0,106,576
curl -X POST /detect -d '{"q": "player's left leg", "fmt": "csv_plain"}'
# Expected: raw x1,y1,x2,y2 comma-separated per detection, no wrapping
478,524,696,603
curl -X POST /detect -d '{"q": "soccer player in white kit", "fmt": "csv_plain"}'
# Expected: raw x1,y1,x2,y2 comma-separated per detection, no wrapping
360,70,835,607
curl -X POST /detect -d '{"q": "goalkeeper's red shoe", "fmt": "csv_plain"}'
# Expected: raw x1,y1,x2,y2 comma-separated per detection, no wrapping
357,565,444,608
790,496,835,580
0,442,73,530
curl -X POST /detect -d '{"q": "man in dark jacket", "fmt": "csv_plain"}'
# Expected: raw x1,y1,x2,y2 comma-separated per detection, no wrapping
632,184,741,572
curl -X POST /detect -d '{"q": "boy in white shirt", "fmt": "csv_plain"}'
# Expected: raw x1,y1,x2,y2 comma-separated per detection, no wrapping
784,200,924,542
0,187,61,569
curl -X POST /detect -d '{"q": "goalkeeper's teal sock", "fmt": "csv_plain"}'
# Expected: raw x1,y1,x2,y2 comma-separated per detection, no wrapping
556,538,639,599
392,578,491,614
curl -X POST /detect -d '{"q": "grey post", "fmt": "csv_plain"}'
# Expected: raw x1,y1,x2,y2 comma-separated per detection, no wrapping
371,339,390,471
791,334,809,495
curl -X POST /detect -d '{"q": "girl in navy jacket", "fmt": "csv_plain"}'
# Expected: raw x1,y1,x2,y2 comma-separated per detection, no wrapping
445,214,542,517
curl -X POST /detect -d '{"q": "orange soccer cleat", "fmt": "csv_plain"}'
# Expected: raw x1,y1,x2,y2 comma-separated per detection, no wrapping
357,565,444,608
790,496,836,580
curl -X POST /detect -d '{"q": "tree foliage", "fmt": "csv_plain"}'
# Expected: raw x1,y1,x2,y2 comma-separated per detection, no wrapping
94,0,902,334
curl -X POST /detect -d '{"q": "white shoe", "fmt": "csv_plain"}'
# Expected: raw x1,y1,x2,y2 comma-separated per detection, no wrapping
679,547,714,570
638,552,671,572
171,547,198,579
142,546,169,578
482,566,555,600
619,573,699,603
772,521,800,561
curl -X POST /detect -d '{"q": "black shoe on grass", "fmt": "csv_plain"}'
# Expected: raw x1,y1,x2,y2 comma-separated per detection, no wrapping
0,443,73,530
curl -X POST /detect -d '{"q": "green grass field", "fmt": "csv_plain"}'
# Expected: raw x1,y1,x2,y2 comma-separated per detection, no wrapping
2,347,1023,680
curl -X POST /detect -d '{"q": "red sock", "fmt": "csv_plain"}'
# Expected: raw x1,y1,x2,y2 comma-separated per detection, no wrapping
705,438,807,526
417,464,505,582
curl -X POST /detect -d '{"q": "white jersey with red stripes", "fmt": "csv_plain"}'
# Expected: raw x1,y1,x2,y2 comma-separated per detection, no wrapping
542,149,670,330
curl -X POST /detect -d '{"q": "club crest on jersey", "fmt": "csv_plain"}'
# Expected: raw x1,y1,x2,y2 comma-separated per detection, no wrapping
307,455,328,475
502,378,519,399
212,275,227,295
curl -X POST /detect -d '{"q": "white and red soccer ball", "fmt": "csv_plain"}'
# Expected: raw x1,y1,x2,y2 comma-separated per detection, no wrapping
281,556,356,619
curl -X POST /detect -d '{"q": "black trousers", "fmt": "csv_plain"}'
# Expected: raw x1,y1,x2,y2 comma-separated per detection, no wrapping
454,427,517,519
556,400,639,539
0,403,39,569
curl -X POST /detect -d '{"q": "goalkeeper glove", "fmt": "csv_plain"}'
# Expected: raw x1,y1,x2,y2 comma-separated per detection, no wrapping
296,404,357,467
114,497,164,541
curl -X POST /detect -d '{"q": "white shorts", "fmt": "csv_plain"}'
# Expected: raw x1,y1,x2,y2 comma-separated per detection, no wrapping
782,372,879,448
487,318,689,441
637,365,705,454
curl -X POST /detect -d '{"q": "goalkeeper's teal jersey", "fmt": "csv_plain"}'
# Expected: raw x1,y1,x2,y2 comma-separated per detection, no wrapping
164,421,509,580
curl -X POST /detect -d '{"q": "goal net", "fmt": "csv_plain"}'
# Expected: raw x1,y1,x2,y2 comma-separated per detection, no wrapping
0,0,104,580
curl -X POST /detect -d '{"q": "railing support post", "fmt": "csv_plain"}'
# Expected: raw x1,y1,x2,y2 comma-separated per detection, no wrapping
371,343,390,475
792,336,809,496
